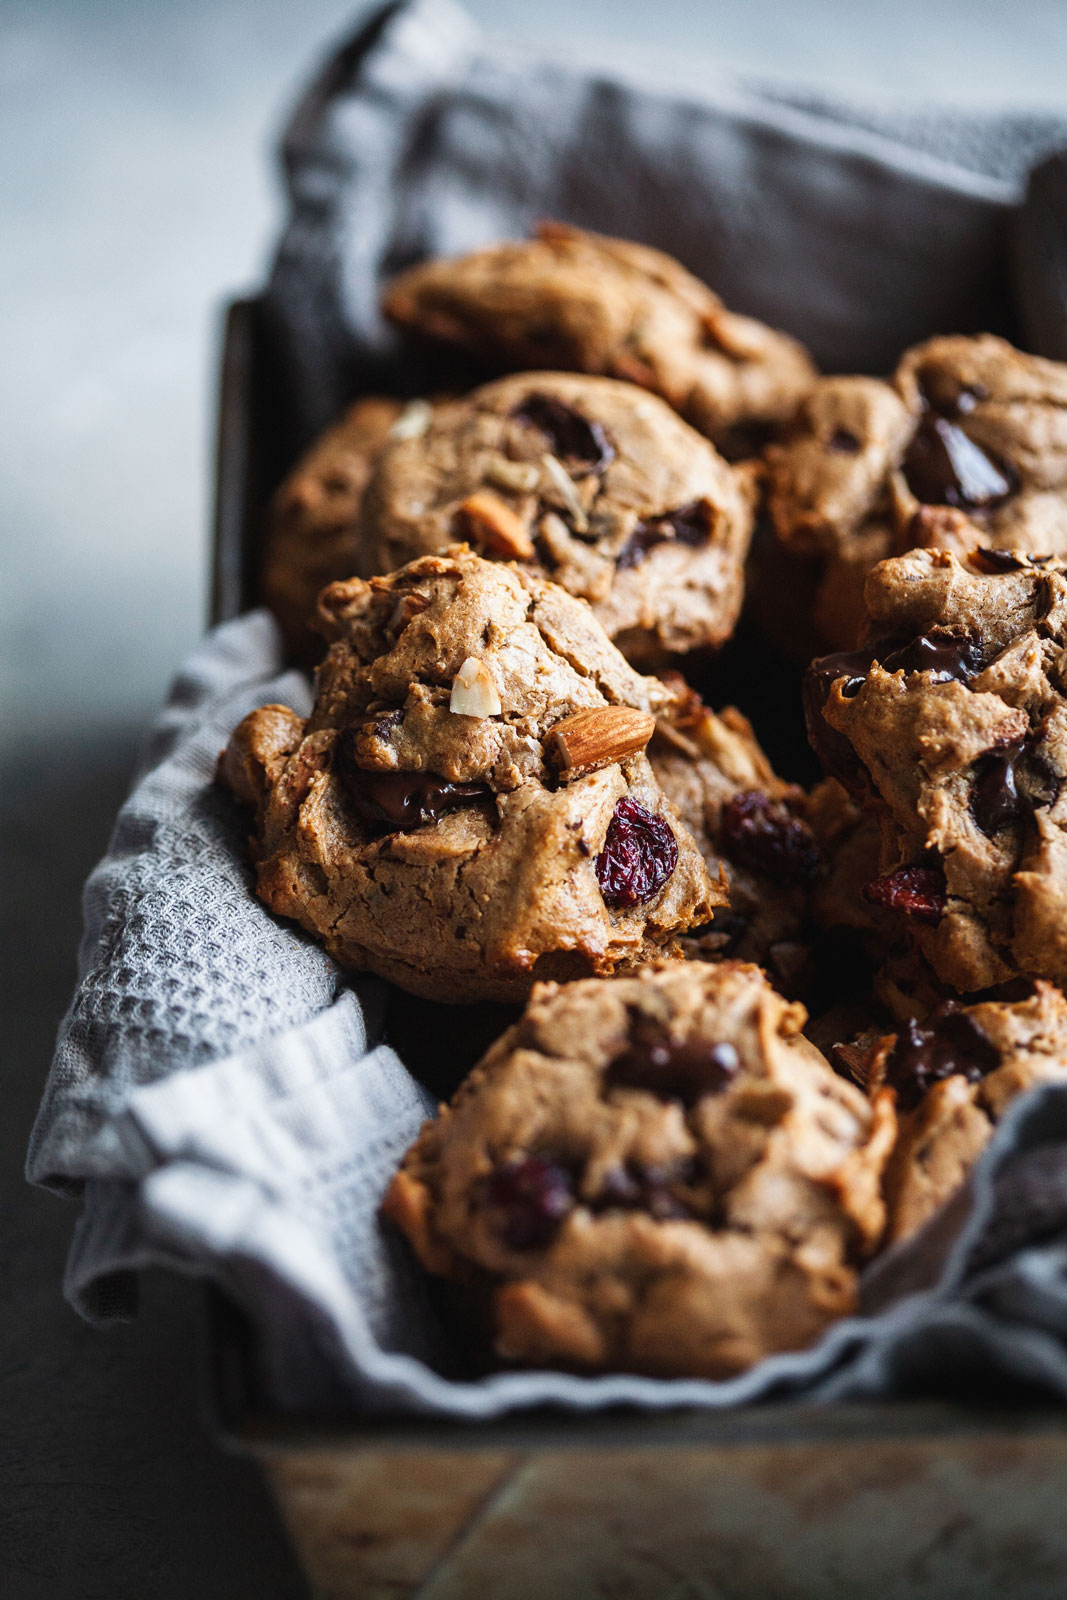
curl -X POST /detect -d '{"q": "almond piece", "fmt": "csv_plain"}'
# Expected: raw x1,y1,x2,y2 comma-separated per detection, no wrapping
454,491,535,560
547,706,655,779
450,656,502,718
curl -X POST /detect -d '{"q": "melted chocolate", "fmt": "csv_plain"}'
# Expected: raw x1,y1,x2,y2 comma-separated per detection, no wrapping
511,393,614,475
902,413,1015,511
878,628,986,685
828,426,861,453
338,745,491,836
609,1020,740,1107
616,501,712,570
592,1159,702,1221
970,741,1060,836
885,1002,1001,1112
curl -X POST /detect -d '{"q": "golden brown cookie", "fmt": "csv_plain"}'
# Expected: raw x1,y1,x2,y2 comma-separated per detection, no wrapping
383,222,816,452
220,547,718,1003
804,547,1067,994
355,370,756,663
383,960,894,1377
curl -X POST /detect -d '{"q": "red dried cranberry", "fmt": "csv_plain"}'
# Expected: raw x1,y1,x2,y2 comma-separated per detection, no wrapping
863,864,946,924
885,1002,1000,1112
616,502,711,570
595,796,678,907
511,393,614,475
721,790,819,882
486,1156,574,1249
902,413,1015,511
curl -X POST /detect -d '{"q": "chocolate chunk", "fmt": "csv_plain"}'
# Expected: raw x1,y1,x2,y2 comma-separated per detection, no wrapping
969,547,1030,574
616,501,712,569
863,864,946,924
828,426,861,453
885,1002,1001,1112
595,796,678,907
878,628,986,685
721,790,819,882
486,1156,574,1248
970,741,1060,836
902,413,1015,511
593,1159,700,1221
511,393,614,475
337,743,491,835
803,645,881,788
609,1019,740,1106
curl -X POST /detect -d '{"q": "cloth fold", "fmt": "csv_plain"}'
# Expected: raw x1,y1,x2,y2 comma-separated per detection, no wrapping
28,0,1067,1415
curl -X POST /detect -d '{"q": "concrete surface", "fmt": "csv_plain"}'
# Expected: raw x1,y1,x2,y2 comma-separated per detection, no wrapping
4,2,1067,1595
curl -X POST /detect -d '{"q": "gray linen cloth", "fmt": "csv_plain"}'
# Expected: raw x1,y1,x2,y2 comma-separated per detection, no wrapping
28,0,1067,1414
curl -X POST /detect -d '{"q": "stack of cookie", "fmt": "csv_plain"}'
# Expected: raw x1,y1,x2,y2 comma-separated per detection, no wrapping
222,223,1067,1381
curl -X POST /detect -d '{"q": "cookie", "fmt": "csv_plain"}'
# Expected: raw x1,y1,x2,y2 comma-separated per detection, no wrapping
260,396,407,657
765,335,1067,648
355,370,756,663
383,222,816,453
649,677,818,993
863,982,1067,1242
219,547,718,1003
382,960,894,1378
804,546,1067,994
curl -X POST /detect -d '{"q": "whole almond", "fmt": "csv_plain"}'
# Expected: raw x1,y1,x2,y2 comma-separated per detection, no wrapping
454,491,535,560
547,706,655,779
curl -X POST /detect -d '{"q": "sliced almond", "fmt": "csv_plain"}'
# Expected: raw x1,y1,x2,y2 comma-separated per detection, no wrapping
454,491,535,560
388,398,433,440
547,706,655,779
450,656,502,718
541,453,589,533
484,457,542,494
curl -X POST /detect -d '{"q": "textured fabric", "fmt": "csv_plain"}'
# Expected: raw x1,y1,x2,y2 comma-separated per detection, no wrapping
28,0,1067,1415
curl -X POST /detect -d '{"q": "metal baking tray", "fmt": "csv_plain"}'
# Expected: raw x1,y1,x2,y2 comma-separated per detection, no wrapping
209,295,1067,1600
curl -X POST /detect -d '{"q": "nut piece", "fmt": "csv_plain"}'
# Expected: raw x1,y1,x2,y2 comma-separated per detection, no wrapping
450,656,502,718
541,453,589,532
547,706,656,779
389,398,433,440
454,491,535,560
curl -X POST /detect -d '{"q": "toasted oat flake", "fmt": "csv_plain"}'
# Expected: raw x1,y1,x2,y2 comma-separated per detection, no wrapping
450,656,502,718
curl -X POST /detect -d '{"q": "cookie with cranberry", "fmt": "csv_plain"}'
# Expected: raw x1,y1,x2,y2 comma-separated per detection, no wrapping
220,548,718,1003
355,370,755,664
804,547,1067,993
382,960,894,1378
649,679,818,994
260,396,407,658
862,981,1067,1242
765,336,1067,649
383,222,816,454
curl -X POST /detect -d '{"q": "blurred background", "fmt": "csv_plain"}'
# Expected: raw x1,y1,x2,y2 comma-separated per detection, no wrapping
4,2,1067,1594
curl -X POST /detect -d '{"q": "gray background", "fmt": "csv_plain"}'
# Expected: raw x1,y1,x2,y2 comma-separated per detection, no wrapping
5,1,1067,1594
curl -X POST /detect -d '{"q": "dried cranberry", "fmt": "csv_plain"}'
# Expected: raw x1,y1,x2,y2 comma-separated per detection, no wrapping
879,629,985,684
863,864,946,924
511,394,614,475
721,790,819,882
970,741,1060,836
609,1016,739,1106
885,1002,1001,1112
902,413,1015,511
616,502,711,569
828,426,861,453
486,1156,574,1249
595,796,678,907
337,741,491,836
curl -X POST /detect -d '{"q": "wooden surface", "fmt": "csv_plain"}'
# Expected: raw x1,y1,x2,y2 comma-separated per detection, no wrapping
261,1427,1067,1599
